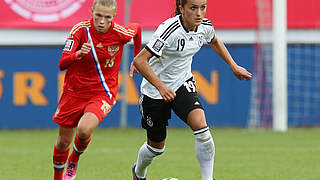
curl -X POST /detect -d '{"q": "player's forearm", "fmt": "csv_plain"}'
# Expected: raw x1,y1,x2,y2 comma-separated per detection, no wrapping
133,56,164,91
210,37,237,70
59,51,81,71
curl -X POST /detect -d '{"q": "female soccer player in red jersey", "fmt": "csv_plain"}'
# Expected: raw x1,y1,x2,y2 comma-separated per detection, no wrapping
130,0,251,180
52,0,141,179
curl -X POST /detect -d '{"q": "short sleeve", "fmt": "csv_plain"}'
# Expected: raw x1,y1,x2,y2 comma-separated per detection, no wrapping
145,19,178,58
62,23,84,54
202,19,215,44
146,36,166,58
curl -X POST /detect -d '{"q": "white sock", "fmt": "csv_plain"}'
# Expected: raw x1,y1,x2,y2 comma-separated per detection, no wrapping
135,142,165,178
194,127,215,180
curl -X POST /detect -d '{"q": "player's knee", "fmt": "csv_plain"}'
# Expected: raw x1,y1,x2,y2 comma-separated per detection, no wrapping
147,127,167,143
77,126,92,139
56,138,71,150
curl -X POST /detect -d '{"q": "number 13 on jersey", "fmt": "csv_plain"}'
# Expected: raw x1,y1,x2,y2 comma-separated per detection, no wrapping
104,57,115,68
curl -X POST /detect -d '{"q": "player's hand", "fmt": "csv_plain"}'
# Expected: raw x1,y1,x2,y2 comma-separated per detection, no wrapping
232,65,252,81
158,85,176,102
79,38,92,57
129,61,139,77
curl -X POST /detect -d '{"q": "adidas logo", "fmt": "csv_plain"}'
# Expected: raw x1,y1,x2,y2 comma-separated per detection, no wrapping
194,101,200,105
97,43,103,48
190,37,194,41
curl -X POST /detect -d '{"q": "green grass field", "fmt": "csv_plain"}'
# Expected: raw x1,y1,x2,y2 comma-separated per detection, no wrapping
0,128,319,180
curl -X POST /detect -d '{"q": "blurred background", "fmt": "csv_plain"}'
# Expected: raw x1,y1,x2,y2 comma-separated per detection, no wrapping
0,0,319,130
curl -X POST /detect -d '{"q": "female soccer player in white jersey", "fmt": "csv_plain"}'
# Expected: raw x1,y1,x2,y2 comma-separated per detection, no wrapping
130,0,252,180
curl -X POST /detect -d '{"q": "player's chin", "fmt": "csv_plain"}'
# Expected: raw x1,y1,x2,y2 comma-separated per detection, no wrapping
96,28,107,33
194,21,202,27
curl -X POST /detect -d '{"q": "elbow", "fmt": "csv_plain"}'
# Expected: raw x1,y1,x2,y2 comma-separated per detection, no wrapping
132,48,151,70
58,63,63,71
132,56,143,70
132,57,139,67
58,62,66,71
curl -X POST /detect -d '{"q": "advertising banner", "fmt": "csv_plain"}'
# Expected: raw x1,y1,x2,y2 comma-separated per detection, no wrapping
0,45,253,129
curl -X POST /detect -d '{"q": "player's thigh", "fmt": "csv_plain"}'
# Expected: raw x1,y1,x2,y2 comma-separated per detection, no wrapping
53,92,88,128
77,112,100,137
172,77,205,125
81,96,113,125
139,95,170,142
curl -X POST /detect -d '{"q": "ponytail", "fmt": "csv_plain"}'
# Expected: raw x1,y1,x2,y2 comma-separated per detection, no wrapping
174,0,187,16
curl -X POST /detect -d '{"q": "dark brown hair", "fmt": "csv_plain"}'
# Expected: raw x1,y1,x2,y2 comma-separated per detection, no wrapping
175,0,188,15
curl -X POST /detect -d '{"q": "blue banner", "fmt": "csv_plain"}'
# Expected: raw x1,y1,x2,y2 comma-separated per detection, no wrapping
0,45,253,129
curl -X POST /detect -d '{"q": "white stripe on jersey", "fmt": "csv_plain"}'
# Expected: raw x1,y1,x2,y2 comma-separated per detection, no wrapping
114,24,135,34
159,20,179,40
85,27,113,99
113,28,134,38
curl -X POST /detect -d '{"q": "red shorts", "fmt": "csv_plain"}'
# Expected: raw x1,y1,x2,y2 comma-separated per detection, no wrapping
53,92,113,128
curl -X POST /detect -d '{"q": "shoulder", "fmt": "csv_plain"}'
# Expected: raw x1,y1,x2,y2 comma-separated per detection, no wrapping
198,18,215,35
68,20,91,38
113,22,135,38
201,18,214,27
155,16,181,41
160,16,180,27
158,16,180,30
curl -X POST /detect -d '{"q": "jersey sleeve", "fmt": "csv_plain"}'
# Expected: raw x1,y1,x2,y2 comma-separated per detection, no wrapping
126,23,142,57
58,25,84,71
202,19,216,44
114,23,142,57
145,22,173,58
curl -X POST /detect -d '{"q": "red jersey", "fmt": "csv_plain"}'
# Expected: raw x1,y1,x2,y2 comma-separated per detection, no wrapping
59,19,141,104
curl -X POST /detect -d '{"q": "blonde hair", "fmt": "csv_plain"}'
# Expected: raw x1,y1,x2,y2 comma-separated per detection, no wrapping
92,0,117,10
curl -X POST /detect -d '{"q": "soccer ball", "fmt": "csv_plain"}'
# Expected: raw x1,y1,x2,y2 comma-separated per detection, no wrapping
162,178,179,180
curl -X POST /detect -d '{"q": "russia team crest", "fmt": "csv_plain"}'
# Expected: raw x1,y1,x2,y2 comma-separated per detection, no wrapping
4,0,86,22
108,45,120,56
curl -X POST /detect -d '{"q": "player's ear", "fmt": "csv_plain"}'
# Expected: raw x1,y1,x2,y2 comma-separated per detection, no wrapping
179,5,183,15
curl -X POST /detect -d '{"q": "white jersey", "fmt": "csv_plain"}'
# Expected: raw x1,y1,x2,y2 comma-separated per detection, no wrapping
141,15,215,99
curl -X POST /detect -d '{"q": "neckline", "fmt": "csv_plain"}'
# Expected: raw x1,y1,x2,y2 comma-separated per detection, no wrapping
178,15,198,33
